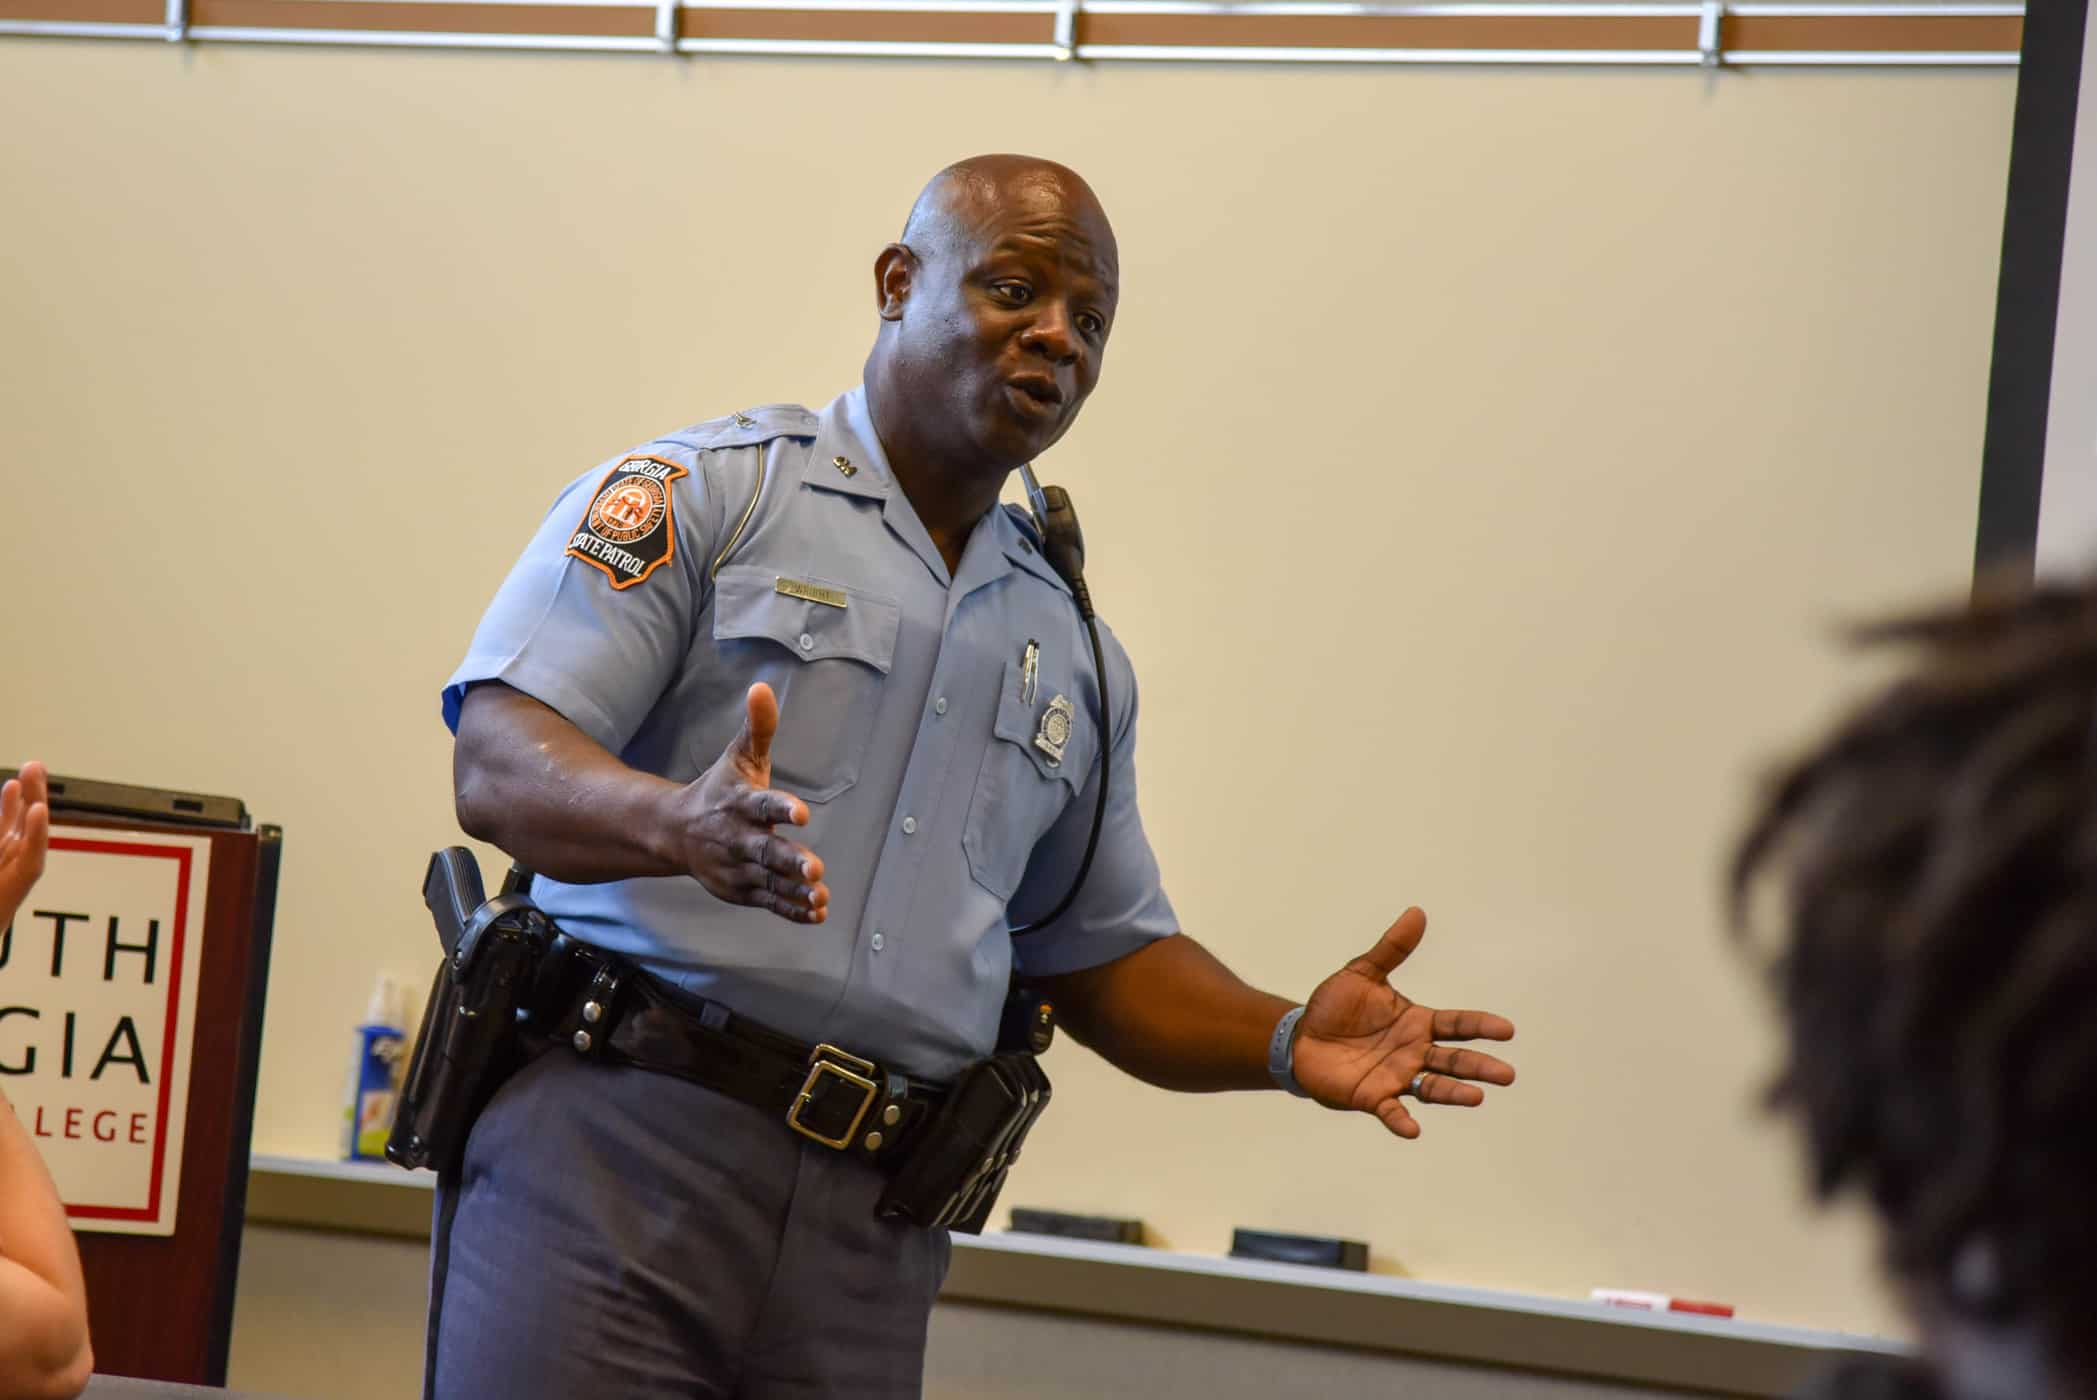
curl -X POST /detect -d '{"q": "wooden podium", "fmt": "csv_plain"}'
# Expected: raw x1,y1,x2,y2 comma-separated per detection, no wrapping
3,775,282,1386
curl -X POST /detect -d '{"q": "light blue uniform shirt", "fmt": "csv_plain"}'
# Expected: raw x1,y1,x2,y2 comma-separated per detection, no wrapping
444,387,1178,1079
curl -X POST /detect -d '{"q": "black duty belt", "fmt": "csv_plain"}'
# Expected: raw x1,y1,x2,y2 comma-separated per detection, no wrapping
525,937,944,1165
392,853,1051,1232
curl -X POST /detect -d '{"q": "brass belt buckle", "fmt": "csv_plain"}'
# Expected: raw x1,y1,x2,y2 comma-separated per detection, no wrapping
786,1043,879,1150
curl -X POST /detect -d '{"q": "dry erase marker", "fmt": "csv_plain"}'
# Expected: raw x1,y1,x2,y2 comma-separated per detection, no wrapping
1590,1289,1735,1318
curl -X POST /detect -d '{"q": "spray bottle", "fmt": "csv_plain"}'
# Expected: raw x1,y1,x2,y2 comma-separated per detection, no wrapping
342,974,407,1162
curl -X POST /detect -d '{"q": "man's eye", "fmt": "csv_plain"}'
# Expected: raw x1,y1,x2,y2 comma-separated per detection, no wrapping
991,282,1033,305
1078,313,1105,338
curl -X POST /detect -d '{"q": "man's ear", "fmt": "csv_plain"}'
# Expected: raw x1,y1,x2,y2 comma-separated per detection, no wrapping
875,244,916,321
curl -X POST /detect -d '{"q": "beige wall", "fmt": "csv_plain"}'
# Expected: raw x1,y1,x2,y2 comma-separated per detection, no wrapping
0,39,2012,1344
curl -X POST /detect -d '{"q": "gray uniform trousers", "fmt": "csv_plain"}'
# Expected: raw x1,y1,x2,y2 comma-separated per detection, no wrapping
425,1048,953,1399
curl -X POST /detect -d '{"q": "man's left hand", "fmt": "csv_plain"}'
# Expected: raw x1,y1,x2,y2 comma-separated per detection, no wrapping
1292,907,1516,1140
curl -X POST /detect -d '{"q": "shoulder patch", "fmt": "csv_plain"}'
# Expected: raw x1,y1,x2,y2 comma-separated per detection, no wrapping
566,455,690,590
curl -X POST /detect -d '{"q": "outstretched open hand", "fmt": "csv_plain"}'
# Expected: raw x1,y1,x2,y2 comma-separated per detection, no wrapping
0,761,50,933
1292,907,1516,1140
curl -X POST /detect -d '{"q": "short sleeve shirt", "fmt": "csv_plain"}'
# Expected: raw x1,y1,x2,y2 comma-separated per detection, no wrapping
444,386,1178,1079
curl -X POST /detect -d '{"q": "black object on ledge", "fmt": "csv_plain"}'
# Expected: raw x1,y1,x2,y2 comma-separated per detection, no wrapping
1008,1208,1145,1245
1229,1228,1369,1272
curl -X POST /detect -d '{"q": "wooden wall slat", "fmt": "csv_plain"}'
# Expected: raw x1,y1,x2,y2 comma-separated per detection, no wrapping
1077,12,1694,51
1725,14,2021,52
0,0,159,24
191,0,652,36
680,6,1046,44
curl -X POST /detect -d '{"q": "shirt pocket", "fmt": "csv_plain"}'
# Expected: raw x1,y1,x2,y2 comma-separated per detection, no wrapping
709,565,900,803
963,656,1095,903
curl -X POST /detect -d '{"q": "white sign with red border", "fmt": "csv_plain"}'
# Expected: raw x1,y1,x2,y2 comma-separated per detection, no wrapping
0,825,211,1235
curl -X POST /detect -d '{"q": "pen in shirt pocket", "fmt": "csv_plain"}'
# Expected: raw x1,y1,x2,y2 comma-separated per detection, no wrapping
1021,640,1039,706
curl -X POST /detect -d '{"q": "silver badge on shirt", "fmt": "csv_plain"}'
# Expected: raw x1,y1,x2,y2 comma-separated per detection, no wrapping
1034,694,1075,767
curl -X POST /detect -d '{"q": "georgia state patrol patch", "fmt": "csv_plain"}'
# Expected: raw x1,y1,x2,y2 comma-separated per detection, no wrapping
566,455,689,590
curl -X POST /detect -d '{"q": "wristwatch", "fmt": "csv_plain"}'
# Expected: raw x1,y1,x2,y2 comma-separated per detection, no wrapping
1267,1005,1310,1098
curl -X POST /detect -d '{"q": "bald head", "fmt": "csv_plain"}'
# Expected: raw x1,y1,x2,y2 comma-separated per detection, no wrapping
899,155,1118,287
864,154,1120,490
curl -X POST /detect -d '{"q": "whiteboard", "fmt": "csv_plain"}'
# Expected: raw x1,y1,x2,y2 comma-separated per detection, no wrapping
0,42,2012,1340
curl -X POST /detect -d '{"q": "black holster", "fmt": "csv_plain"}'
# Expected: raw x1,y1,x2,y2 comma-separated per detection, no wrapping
386,850,551,1175
875,1050,1051,1233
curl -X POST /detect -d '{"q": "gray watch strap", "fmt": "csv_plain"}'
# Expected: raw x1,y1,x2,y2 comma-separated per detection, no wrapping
1267,1005,1311,1098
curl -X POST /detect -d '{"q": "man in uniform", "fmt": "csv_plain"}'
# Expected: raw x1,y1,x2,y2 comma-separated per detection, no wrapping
431,154,1517,1398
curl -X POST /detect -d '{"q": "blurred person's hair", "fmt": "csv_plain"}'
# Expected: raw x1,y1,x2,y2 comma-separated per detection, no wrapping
1732,576,2097,1384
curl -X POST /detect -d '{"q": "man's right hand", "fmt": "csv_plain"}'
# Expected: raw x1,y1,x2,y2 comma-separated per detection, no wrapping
670,684,829,924
452,680,829,915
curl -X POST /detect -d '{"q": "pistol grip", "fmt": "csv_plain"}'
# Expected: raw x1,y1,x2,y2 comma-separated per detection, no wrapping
424,848,487,959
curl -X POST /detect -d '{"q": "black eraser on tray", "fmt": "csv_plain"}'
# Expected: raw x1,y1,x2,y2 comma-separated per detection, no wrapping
1008,1208,1145,1244
1229,1228,1369,1271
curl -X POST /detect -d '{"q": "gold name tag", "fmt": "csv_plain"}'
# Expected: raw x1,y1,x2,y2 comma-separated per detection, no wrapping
775,577,848,609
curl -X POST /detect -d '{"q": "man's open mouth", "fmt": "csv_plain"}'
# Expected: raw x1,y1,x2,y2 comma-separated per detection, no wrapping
1007,376,1064,409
